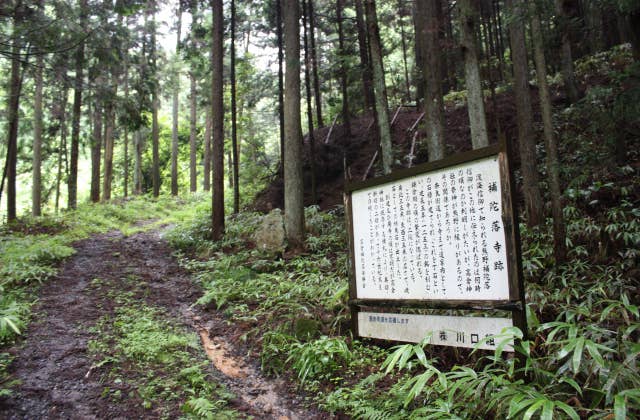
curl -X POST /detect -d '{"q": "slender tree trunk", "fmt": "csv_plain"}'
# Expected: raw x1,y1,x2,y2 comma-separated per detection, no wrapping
398,0,411,102
134,130,143,194
90,100,102,203
189,72,198,192
355,0,375,112
5,21,22,222
307,0,323,127
419,0,446,161
459,0,489,149
303,0,317,204
230,0,240,212
211,0,225,240
123,58,129,197
204,105,211,191
68,0,86,209
55,86,70,213
171,7,182,196
102,89,116,202
151,5,160,197
33,54,43,216
276,0,285,175
413,1,425,104
365,0,393,174
283,0,305,246
530,3,566,262
506,0,543,227
554,0,580,103
336,0,351,135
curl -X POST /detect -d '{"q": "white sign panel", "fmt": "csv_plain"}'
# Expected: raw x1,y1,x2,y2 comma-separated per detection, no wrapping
351,156,509,301
358,312,513,351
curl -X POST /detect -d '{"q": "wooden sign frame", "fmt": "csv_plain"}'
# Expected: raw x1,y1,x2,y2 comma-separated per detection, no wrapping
344,141,527,349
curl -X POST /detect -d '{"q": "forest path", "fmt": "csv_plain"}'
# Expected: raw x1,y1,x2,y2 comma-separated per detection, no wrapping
1,228,320,419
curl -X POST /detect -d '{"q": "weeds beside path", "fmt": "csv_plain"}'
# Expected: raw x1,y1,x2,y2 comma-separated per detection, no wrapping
0,227,319,419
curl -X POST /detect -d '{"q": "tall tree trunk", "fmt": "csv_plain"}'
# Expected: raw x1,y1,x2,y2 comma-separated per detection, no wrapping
171,6,182,196
419,0,446,161
307,0,323,127
211,0,225,240
283,0,305,246
123,58,129,197
364,0,393,174
506,0,543,227
204,105,211,191
554,0,580,103
55,85,70,213
189,72,198,192
398,0,411,102
230,0,240,213
33,54,43,216
90,100,102,202
355,0,375,112
336,0,351,135
5,20,23,222
151,4,160,197
530,3,566,262
413,1,425,104
102,90,116,202
459,0,489,149
68,0,86,209
134,130,143,194
276,0,285,175
303,0,317,204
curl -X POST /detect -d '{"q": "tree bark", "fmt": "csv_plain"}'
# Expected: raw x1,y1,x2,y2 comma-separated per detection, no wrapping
419,0,446,161
303,0,317,204
90,99,102,203
123,57,129,197
204,105,211,191
355,0,374,112
276,0,285,175
530,2,566,261
307,0,323,127
151,3,160,197
68,0,86,209
554,0,580,103
336,0,351,135
230,0,239,212
189,71,198,192
5,23,22,222
211,0,225,240
171,6,181,196
364,0,393,174
283,0,305,246
398,0,411,102
134,129,143,195
33,53,43,216
459,0,489,149
506,0,543,227
102,93,116,202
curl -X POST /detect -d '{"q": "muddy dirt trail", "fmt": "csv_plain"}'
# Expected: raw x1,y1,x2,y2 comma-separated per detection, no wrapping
0,228,323,419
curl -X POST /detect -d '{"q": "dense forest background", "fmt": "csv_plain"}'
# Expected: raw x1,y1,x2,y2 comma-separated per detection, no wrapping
1,0,640,418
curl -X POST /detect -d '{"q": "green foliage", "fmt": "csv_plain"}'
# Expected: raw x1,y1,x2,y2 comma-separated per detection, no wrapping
88,290,237,417
287,336,352,385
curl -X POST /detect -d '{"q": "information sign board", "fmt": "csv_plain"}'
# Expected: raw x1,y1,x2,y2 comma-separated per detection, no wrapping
351,155,509,301
345,144,526,350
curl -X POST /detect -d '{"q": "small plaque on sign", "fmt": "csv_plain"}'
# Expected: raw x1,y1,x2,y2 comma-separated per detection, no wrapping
357,312,513,351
